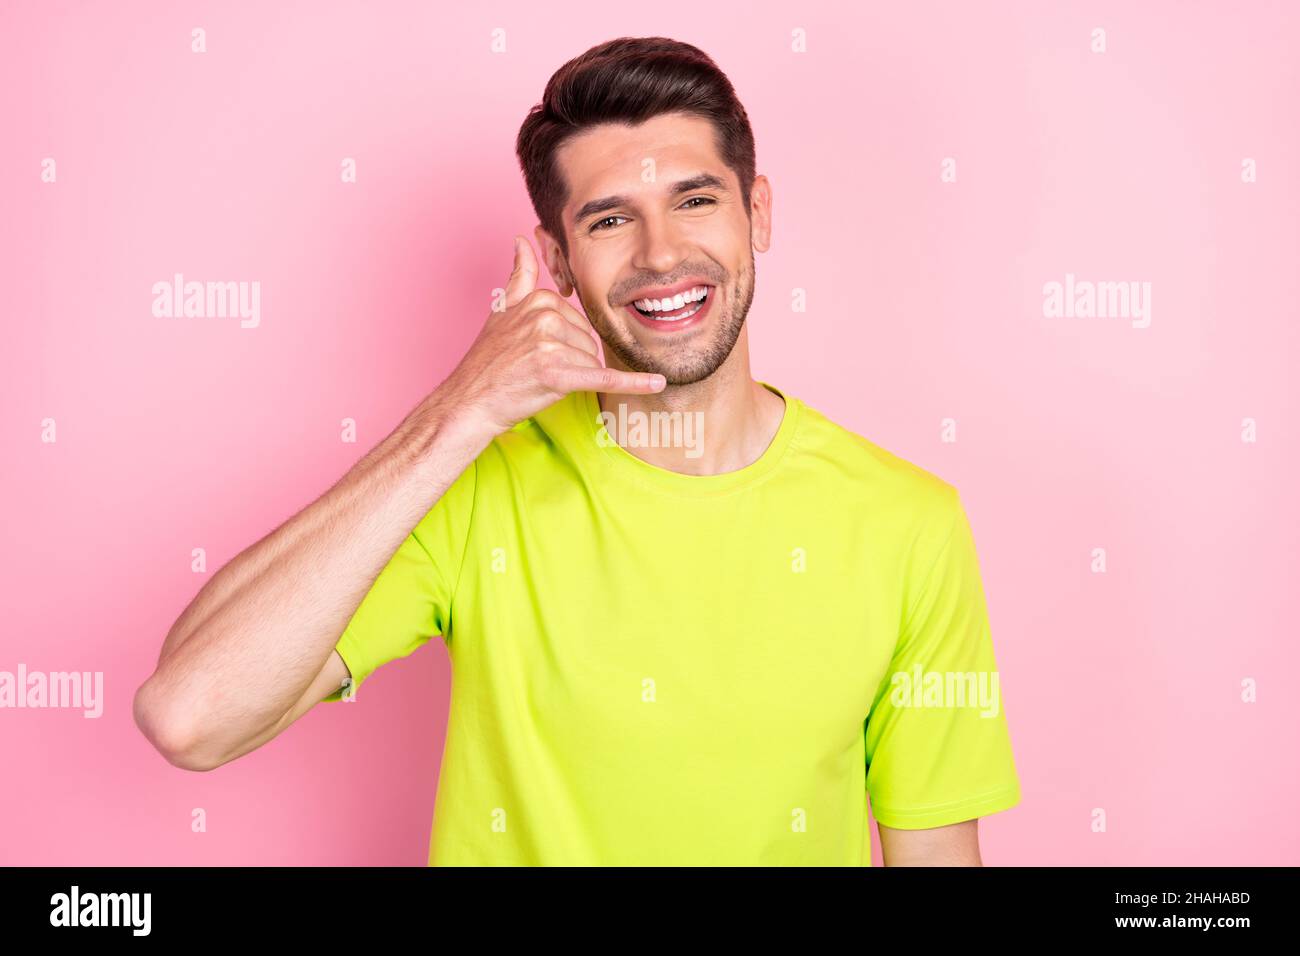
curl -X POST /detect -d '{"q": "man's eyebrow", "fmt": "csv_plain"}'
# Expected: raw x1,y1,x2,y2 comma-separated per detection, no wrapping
573,173,729,226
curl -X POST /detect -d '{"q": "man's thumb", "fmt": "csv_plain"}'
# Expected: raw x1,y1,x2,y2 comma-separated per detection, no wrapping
503,235,538,309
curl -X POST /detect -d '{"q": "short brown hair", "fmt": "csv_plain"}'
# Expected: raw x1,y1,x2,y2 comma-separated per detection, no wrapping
515,37,757,260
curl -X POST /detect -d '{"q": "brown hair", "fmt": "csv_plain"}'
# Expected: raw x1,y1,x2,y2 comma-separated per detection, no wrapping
515,37,757,261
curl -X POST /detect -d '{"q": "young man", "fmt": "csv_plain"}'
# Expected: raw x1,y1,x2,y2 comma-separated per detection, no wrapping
135,36,1021,866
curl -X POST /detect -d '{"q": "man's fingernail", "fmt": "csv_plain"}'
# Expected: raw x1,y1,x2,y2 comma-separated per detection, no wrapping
650,374,666,388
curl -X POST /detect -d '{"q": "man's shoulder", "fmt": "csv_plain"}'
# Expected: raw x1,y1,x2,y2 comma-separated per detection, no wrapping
471,391,585,475
791,394,960,523
497,390,580,448
790,397,965,562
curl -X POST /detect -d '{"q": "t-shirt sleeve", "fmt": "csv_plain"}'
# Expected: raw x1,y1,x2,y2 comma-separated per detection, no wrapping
863,484,1022,828
320,458,477,702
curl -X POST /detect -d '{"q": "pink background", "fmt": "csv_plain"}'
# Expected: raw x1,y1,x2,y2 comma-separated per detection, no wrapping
2,1,1297,865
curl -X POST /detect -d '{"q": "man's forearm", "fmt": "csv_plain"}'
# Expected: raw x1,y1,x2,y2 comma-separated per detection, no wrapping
134,391,490,767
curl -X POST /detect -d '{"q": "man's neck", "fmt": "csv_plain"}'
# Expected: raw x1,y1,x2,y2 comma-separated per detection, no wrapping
595,358,786,477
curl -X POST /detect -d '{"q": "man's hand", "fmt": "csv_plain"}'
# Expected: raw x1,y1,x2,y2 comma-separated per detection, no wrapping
430,235,665,440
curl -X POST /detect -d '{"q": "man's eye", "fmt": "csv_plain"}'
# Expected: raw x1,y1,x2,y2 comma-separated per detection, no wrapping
591,198,714,233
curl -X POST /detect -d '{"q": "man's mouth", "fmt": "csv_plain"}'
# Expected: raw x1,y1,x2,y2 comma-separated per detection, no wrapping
623,284,713,330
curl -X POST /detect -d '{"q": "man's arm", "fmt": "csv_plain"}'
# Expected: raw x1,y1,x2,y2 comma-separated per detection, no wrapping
133,235,665,773
878,819,982,866
132,394,491,772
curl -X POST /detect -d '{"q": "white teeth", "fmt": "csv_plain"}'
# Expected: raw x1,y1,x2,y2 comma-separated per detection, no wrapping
633,285,708,312
650,299,704,321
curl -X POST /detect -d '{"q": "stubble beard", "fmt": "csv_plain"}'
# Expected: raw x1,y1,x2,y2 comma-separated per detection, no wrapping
574,251,755,387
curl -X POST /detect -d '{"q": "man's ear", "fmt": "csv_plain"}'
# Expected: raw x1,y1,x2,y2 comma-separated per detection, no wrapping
749,174,773,254
534,224,575,297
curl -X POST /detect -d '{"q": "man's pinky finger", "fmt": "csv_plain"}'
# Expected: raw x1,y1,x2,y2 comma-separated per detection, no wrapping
553,364,666,394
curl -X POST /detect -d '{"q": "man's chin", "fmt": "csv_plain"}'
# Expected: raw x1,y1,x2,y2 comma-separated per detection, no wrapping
591,311,738,386
626,354,725,387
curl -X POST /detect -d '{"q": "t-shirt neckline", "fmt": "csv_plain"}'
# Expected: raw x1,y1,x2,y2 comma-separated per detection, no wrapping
575,381,802,497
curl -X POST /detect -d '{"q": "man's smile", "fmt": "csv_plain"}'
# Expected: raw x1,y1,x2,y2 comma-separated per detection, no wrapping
621,282,716,333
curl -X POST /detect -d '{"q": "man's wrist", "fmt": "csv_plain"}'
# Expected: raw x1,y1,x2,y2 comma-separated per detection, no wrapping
405,390,497,473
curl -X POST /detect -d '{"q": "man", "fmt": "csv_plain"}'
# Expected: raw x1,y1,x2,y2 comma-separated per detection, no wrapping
135,36,1021,866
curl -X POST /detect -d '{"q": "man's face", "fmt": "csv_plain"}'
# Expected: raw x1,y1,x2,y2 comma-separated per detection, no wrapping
547,112,770,386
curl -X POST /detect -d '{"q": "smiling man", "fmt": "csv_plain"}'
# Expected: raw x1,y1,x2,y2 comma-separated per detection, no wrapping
135,36,1022,866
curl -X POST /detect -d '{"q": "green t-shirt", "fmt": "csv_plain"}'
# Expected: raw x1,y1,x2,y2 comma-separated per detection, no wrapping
323,382,1021,865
